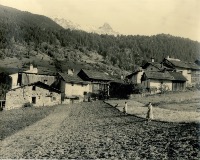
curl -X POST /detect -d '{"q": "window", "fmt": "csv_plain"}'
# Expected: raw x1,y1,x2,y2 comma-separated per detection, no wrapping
32,97,36,104
32,86,36,90
83,92,87,95
52,97,56,101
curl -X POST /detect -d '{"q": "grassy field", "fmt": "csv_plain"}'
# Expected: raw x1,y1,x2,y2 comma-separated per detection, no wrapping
106,91,200,123
0,102,199,159
133,91,200,112
0,105,58,140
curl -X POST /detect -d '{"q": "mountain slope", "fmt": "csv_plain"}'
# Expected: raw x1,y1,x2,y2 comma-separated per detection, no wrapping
0,5,200,74
0,5,62,30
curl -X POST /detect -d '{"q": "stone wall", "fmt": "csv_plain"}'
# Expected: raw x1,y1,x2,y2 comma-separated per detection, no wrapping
5,85,61,110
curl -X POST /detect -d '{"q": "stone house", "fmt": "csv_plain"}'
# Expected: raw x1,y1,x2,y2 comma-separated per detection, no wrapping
141,71,187,93
55,72,90,103
5,81,61,110
77,69,113,98
162,56,200,87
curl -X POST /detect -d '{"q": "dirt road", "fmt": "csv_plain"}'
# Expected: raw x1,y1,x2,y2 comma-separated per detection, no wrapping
0,102,199,159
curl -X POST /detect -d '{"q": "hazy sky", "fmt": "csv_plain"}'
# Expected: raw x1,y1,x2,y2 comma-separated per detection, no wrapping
0,0,199,42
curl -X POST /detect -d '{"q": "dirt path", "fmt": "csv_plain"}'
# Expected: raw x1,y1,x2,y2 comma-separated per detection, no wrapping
0,104,69,158
105,100,200,123
0,102,199,159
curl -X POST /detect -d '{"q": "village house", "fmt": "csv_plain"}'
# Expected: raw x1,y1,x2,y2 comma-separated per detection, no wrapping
126,58,171,84
54,70,90,103
5,81,61,110
162,56,200,87
18,70,56,87
77,69,113,99
141,70,187,93
9,64,38,89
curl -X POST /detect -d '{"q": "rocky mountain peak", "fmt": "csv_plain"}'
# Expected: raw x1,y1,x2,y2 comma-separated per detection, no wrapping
51,17,119,36
99,23,113,31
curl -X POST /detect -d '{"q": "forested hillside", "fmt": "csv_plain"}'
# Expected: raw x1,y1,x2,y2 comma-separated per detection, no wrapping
0,5,200,72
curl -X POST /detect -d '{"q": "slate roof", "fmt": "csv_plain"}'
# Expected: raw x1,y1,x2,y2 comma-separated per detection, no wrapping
142,62,172,71
144,71,187,82
165,59,200,70
169,72,187,81
80,69,113,81
59,72,89,84
142,62,162,70
144,71,174,80
9,81,61,93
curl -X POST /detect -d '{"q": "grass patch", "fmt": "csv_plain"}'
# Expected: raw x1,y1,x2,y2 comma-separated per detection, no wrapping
0,106,57,140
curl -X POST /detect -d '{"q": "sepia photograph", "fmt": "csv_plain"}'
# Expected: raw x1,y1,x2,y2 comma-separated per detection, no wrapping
0,0,199,159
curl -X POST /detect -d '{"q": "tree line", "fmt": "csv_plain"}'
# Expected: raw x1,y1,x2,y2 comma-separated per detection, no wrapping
0,18,200,71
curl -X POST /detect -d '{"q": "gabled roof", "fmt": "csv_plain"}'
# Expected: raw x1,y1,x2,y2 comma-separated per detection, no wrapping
79,69,113,81
126,67,143,79
143,71,187,82
9,81,61,93
142,62,172,71
144,71,174,80
59,72,89,84
169,72,187,81
164,58,200,70
142,62,163,70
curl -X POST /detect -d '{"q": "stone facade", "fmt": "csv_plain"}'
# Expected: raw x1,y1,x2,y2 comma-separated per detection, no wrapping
5,82,61,110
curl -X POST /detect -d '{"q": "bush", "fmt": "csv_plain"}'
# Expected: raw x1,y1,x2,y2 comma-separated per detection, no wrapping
23,102,33,108
132,84,146,94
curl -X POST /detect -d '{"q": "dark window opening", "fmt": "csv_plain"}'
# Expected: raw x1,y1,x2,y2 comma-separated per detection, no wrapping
32,86,36,90
32,97,36,104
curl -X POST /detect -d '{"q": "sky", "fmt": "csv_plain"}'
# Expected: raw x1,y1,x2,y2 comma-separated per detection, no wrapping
0,0,200,42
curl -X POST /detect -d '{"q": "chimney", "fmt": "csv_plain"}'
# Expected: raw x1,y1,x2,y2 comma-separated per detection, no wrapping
67,69,74,75
151,57,155,62
30,64,33,71
167,55,170,59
